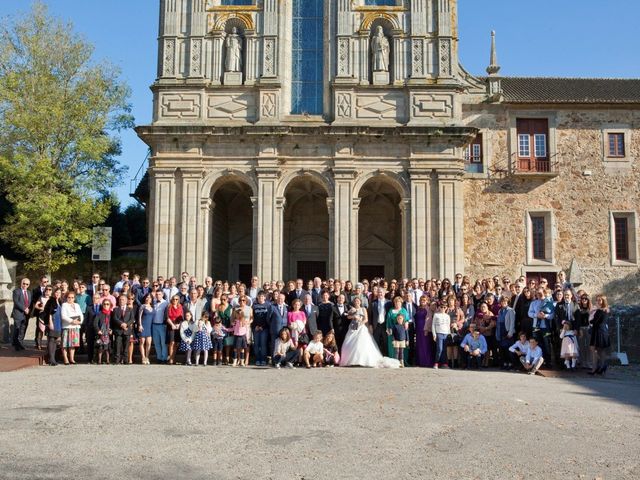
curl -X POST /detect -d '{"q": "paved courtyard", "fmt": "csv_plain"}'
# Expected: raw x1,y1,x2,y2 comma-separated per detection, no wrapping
0,365,638,479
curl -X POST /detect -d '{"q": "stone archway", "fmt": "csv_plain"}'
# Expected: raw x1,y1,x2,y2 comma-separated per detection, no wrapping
210,178,254,283
358,176,403,280
282,176,330,282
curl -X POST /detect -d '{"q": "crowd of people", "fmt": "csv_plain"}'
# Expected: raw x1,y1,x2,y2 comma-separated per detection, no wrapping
10,270,612,375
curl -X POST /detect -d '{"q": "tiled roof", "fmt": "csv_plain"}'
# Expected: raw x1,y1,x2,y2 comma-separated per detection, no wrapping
494,77,640,104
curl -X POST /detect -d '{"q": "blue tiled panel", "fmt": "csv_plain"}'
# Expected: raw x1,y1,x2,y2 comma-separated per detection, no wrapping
221,0,253,5
291,0,324,115
364,0,397,6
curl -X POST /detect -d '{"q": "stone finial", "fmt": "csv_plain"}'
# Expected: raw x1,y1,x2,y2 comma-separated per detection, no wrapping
568,258,584,287
486,30,500,76
486,30,502,101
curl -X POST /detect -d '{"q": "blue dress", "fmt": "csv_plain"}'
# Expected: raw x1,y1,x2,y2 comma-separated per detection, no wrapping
192,324,213,351
179,328,193,352
140,307,154,338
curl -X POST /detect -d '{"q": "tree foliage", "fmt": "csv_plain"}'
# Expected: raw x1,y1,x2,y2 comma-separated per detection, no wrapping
0,2,133,273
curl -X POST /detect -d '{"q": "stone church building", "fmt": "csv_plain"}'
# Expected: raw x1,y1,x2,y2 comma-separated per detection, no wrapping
136,0,640,294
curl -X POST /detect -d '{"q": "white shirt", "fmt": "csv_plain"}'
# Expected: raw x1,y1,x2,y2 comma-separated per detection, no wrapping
306,340,324,355
377,299,386,324
509,340,529,355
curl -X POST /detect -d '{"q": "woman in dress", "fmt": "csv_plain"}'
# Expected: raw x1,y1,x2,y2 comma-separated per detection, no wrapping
414,295,435,367
60,291,83,365
574,294,592,369
217,294,234,364
44,288,63,366
209,286,222,315
166,295,184,364
445,295,465,368
33,286,52,350
589,295,611,375
340,296,399,368
385,296,409,360
137,293,154,364
287,298,307,363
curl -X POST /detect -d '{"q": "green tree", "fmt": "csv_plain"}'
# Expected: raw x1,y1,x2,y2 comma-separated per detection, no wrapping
0,2,133,273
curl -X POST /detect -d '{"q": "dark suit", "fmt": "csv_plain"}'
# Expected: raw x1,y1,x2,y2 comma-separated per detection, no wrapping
85,303,102,363
310,288,323,306
303,304,319,337
112,306,136,363
368,299,391,356
316,302,336,336
12,287,32,349
286,289,307,307
554,301,579,332
333,303,350,349
269,303,289,357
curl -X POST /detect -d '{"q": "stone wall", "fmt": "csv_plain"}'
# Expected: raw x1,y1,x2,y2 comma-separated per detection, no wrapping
462,105,640,296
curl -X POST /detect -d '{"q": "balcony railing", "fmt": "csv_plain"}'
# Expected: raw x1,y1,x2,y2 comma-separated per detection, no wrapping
512,155,560,177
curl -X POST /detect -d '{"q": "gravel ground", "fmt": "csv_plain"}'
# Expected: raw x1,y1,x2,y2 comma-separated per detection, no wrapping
0,365,638,480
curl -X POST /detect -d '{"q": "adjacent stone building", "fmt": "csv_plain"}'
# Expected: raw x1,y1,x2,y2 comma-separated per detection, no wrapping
136,0,640,295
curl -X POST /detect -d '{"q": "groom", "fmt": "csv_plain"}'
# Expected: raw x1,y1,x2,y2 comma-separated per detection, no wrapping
368,289,390,356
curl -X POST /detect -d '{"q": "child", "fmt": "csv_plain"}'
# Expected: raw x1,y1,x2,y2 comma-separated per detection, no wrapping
230,308,248,367
322,331,340,367
95,300,113,365
460,326,487,369
273,327,298,369
559,321,579,370
304,331,324,368
508,332,530,371
179,311,196,366
192,312,213,366
521,337,544,375
210,314,226,366
391,314,408,367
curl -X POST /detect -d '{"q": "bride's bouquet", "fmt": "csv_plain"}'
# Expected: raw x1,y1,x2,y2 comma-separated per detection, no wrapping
348,307,364,330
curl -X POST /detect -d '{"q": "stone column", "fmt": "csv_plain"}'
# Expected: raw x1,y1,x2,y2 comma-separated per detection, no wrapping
245,35,258,85
148,168,178,279
392,32,405,85
333,171,358,280
409,171,432,279
196,198,212,281
178,171,202,278
250,195,258,277
399,198,411,278
358,33,369,85
326,197,335,278
255,168,283,282
437,172,464,279
211,33,224,85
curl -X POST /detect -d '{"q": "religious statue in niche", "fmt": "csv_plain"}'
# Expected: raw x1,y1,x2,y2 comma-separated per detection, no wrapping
224,27,243,72
223,26,243,85
371,25,390,85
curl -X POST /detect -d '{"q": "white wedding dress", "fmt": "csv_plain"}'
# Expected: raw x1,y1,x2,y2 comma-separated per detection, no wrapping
340,322,400,368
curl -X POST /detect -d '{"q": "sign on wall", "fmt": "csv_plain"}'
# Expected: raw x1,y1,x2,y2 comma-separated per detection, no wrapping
92,227,113,262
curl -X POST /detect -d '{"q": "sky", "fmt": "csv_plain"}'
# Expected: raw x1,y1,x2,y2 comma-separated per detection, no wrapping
0,0,638,206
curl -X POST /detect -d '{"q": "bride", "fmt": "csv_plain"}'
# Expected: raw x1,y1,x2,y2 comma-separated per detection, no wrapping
340,297,400,368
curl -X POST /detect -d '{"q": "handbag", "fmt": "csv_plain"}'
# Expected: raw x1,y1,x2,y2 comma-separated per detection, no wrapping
297,333,310,345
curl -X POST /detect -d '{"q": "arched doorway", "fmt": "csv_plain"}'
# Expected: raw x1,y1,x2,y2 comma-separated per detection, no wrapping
283,176,329,281
358,177,403,280
210,179,253,283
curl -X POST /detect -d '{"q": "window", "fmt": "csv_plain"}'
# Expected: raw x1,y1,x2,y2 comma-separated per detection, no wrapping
526,211,554,265
608,133,625,157
291,0,324,115
611,212,637,265
516,118,549,172
221,0,253,5
364,0,398,5
464,134,483,173
531,215,546,260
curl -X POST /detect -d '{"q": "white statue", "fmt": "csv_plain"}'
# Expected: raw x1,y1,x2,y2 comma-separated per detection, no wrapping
371,26,390,72
224,27,242,73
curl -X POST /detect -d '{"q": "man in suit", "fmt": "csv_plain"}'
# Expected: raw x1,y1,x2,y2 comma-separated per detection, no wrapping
12,278,32,350
332,293,350,350
368,288,390,356
403,291,417,366
112,294,136,364
269,293,289,361
85,294,103,364
135,278,152,304
310,277,323,305
316,290,336,336
87,273,101,298
31,275,49,309
510,282,527,334
302,294,319,337
286,278,307,307
408,279,424,306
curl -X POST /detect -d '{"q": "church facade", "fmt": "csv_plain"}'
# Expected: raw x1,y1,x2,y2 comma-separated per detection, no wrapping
136,0,640,296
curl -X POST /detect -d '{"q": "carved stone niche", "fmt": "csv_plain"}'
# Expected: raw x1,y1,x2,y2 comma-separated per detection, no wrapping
369,19,394,85
222,19,246,86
